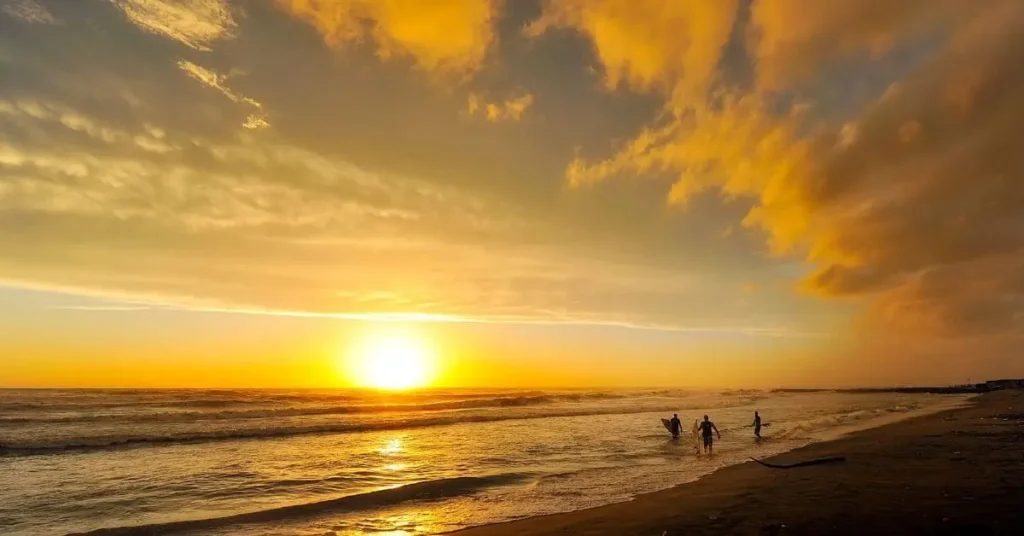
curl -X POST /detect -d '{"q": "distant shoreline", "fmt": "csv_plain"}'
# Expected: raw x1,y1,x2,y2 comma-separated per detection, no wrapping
774,379,1023,394
773,386,981,394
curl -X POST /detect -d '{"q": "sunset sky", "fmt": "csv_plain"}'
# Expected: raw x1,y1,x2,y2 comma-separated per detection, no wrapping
2,0,1022,388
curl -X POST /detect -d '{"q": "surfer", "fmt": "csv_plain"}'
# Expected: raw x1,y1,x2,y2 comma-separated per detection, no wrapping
753,411,762,439
669,413,682,439
699,415,721,455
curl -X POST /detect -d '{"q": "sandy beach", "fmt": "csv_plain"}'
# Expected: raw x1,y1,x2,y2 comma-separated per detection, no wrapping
456,391,1024,535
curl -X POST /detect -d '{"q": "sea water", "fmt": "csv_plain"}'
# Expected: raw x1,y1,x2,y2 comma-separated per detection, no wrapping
0,389,968,535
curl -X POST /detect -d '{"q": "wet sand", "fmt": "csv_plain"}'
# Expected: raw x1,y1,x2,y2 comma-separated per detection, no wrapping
456,391,1024,535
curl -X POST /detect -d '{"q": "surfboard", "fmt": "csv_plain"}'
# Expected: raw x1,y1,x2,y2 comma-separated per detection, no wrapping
661,418,674,435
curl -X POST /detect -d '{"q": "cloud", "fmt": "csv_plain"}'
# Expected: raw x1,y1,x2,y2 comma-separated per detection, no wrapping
527,0,739,107
176,60,259,108
552,0,1024,340
2,0,57,24
177,60,269,128
110,0,236,51
0,99,491,230
750,0,979,89
276,0,500,76
242,114,269,130
799,1,1024,338
0,94,793,334
48,304,156,312
0,0,831,337
467,90,533,122
0,99,175,153
1,251,804,336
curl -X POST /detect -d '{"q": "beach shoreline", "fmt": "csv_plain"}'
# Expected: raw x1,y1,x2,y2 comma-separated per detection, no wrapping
454,390,1024,535
6,390,968,535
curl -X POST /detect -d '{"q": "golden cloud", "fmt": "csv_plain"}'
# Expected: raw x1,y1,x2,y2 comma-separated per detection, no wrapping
278,0,501,76
467,91,533,122
799,2,1024,332
527,0,737,107
112,0,236,51
177,60,269,129
556,0,1024,339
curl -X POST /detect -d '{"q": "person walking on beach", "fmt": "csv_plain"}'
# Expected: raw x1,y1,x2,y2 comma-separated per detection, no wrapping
669,413,682,439
753,411,762,439
699,415,720,455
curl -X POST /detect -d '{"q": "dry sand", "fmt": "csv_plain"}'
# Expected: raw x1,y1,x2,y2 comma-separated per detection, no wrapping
455,391,1024,535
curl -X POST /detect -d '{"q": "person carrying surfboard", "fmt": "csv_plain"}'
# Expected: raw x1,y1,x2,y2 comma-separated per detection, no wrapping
668,413,682,439
699,415,721,455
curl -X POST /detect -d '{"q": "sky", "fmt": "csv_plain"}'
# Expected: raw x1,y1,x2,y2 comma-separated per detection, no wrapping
1,0,1022,388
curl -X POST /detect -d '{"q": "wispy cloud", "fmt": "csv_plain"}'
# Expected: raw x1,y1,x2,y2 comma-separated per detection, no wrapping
0,99,494,230
467,91,534,122
0,99,175,153
241,114,269,130
111,0,236,51
177,60,269,129
0,93,785,332
2,0,57,24
48,304,155,312
6,277,808,337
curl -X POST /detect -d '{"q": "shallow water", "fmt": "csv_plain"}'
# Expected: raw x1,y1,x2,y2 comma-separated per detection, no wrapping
0,389,967,535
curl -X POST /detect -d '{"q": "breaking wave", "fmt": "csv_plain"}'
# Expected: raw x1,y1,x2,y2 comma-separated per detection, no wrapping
70,474,525,535
0,393,627,425
0,389,768,456
1,404,686,455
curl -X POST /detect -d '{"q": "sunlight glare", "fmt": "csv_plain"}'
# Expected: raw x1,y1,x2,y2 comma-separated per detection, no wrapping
346,329,435,390
378,438,404,455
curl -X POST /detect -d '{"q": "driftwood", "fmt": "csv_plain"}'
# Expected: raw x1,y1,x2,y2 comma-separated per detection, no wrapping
749,455,846,469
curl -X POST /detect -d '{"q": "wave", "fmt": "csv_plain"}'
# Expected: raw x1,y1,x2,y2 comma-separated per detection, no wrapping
69,474,524,536
0,393,631,425
766,403,923,440
0,409,655,455
0,392,799,455
1,401,709,455
718,389,765,396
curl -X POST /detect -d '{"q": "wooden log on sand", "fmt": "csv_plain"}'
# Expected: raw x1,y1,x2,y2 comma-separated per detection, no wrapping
749,455,846,469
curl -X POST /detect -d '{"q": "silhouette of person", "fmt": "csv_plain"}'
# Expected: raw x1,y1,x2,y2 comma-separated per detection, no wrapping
699,414,721,455
669,413,682,439
754,411,762,439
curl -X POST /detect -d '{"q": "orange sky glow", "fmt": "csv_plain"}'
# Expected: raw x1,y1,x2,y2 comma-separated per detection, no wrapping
1,0,1023,388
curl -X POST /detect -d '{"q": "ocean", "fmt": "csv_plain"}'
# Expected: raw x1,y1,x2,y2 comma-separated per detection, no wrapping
0,388,968,535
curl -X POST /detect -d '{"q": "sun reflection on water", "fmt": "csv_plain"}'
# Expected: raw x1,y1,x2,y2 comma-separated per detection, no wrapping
373,510,437,535
378,438,404,455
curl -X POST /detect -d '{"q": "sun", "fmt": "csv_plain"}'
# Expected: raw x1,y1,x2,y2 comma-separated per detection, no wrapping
346,329,436,390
